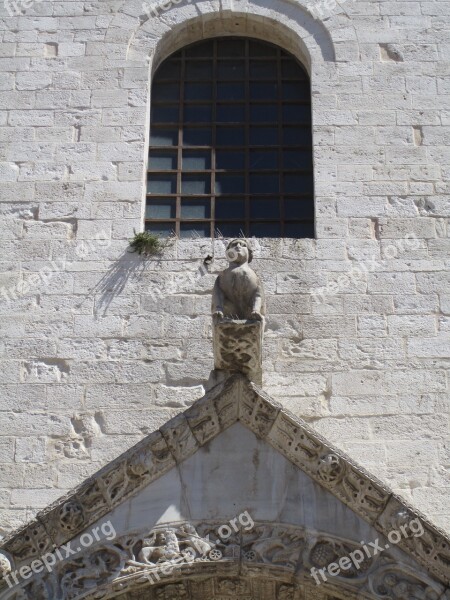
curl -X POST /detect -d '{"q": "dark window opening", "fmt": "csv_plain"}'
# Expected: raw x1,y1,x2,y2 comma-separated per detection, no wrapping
147,37,314,238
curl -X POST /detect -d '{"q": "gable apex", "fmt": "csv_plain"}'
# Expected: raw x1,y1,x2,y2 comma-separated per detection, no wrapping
1,374,449,592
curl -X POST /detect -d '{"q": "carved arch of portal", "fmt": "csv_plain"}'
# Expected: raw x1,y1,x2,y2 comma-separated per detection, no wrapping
11,520,445,600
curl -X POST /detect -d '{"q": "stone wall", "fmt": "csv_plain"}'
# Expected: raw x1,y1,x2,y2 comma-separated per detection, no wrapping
0,0,449,536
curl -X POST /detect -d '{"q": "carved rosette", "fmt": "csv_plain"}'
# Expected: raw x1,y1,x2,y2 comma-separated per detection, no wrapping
59,500,85,533
317,454,344,485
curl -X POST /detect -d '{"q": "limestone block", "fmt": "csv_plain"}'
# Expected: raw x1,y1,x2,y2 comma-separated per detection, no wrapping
337,196,387,217
408,335,450,357
302,316,357,338
0,438,15,463
332,369,447,396
11,488,62,509
0,465,25,488
15,437,46,463
388,315,437,336
101,408,176,435
368,272,416,294
417,271,450,292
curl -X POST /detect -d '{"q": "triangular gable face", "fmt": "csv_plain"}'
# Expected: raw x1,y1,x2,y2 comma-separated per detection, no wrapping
1,375,449,600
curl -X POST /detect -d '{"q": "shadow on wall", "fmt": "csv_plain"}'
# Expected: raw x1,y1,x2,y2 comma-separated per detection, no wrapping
91,251,153,316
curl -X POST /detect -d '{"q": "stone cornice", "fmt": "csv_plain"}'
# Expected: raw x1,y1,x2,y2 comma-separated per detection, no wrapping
1,374,449,590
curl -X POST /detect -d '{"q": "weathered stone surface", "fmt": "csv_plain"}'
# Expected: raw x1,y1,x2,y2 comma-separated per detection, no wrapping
0,0,448,544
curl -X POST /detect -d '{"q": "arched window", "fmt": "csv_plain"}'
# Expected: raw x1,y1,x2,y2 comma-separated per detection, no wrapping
146,37,314,238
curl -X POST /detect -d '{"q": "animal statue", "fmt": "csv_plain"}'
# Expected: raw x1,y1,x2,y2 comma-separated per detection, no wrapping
212,238,265,321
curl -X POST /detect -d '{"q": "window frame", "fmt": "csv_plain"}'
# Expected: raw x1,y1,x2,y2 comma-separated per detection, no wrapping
146,37,314,239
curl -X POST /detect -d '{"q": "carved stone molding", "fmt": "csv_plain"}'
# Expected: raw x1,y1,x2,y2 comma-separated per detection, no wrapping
1,374,450,592
2,521,446,600
375,496,450,587
265,410,390,525
213,319,264,385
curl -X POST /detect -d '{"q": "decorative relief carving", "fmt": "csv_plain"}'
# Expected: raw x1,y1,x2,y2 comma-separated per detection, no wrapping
239,384,281,438
309,539,372,579
266,411,390,523
212,376,241,429
60,547,125,600
6,522,447,600
160,414,198,463
185,396,221,446
368,567,442,600
212,320,264,384
317,454,344,485
3,432,175,560
177,523,221,559
242,524,304,570
376,498,450,585
59,500,85,533
267,411,323,466
121,522,228,581
136,530,181,564
154,582,188,600
2,376,450,596
3,522,52,564
277,583,296,600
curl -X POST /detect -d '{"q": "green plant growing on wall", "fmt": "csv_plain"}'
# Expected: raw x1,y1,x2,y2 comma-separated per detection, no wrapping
128,231,165,257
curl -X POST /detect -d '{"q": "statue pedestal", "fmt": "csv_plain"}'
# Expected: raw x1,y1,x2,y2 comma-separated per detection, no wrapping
212,317,264,385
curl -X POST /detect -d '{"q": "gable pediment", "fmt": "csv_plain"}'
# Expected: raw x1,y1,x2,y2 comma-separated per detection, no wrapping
0,375,449,600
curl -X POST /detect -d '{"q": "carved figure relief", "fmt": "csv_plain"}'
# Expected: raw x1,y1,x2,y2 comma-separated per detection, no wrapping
177,523,217,558
137,530,181,564
125,523,223,573
60,548,124,599
3,521,447,600
242,525,304,569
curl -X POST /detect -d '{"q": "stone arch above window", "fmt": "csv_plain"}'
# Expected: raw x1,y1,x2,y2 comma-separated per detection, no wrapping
146,37,314,239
